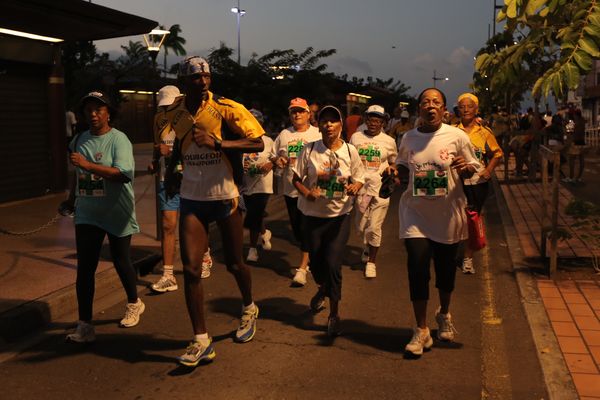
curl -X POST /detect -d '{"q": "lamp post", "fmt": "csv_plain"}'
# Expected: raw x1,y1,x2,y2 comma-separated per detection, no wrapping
143,28,169,241
432,69,449,88
231,0,246,65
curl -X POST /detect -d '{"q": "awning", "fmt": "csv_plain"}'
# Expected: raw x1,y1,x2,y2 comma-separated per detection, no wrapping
0,0,157,41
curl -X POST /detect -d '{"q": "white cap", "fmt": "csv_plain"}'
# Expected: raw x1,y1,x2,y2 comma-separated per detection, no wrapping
178,56,210,77
365,105,385,117
157,85,181,107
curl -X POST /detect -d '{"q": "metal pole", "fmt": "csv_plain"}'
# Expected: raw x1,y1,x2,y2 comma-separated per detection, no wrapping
237,0,241,65
149,50,162,242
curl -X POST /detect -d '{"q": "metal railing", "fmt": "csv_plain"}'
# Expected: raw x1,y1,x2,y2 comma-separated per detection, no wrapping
585,127,600,147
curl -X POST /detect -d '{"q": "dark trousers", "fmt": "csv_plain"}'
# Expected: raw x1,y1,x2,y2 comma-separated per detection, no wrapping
75,224,137,321
304,214,351,301
404,238,460,301
284,195,309,252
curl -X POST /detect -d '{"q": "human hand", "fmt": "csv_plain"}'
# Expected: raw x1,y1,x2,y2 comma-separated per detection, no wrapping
345,182,363,196
478,168,491,180
70,152,90,169
259,162,273,174
305,187,321,201
192,125,215,148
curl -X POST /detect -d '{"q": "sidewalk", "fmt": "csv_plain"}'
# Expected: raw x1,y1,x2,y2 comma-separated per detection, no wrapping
0,143,161,346
495,152,600,399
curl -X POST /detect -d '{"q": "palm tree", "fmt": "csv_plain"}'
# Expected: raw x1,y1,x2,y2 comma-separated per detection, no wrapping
161,24,187,76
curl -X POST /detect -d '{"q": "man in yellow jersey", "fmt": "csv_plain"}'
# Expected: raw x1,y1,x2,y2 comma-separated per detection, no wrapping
173,56,265,367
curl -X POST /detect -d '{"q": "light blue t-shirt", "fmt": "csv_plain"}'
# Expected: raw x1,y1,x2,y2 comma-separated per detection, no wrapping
70,129,139,237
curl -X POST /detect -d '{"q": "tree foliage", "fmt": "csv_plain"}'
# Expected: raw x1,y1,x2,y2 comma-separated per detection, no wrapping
476,0,600,101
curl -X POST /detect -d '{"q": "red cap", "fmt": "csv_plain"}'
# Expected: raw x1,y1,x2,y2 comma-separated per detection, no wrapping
288,97,309,111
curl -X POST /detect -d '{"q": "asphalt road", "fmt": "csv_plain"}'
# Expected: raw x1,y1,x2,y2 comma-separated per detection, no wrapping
0,191,548,400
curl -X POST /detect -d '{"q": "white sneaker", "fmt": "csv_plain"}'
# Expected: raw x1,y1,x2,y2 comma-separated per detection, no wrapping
66,321,96,343
461,257,475,274
292,268,308,286
235,304,259,343
246,247,259,262
260,229,272,250
201,249,212,279
405,327,433,356
361,247,369,263
435,307,458,341
120,299,145,328
150,275,178,293
364,262,377,278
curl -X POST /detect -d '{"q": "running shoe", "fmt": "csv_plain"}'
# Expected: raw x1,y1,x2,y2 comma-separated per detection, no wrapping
201,249,212,279
120,299,145,328
435,307,458,341
461,257,475,274
292,268,308,286
150,276,178,293
178,339,216,367
246,247,259,262
260,229,272,250
310,290,326,313
66,321,96,343
235,304,259,343
364,262,377,279
405,327,433,356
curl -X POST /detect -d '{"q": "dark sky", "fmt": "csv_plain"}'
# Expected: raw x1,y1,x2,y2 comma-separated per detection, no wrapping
95,0,503,107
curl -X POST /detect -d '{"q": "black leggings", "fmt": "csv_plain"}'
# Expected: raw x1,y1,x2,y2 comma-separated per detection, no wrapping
304,214,351,301
75,224,137,321
404,238,460,301
284,195,309,252
463,181,489,214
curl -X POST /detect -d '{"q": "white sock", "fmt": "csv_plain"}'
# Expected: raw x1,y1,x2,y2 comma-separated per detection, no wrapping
194,333,210,345
163,265,174,278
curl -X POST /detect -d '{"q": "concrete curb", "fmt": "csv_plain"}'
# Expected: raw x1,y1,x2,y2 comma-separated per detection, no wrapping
493,178,578,399
0,252,160,349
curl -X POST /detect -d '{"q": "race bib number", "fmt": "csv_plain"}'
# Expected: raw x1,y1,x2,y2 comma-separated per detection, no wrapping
287,140,305,163
358,145,382,171
412,170,448,197
78,173,105,197
317,175,346,199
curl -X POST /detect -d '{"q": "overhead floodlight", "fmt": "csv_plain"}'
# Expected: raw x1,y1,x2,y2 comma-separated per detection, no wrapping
143,29,170,53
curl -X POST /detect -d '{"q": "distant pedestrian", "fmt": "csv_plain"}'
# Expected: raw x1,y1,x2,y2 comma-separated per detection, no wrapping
309,101,320,128
66,109,77,140
349,105,397,278
292,105,365,337
149,85,213,294
270,97,321,286
455,93,503,274
65,91,143,343
243,119,275,263
386,88,481,356
345,105,362,141
564,109,587,183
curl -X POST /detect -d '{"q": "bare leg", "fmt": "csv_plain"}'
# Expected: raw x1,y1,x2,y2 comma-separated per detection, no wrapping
180,213,209,334
368,245,379,263
298,251,310,270
412,300,428,329
438,290,451,315
161,210,178,266
217,210,253,306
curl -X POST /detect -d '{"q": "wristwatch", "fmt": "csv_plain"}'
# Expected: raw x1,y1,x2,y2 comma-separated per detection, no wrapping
214,138,222,151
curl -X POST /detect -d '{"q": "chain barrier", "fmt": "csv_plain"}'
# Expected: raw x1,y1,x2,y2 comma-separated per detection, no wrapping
0,176,155,236
0,213,62,236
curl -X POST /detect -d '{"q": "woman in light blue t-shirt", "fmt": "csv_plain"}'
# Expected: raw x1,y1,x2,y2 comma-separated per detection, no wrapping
63,91,143,344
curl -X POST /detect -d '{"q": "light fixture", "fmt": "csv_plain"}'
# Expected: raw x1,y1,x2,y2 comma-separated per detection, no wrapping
0,28,63,43
231,1,246,64
143,29,170,53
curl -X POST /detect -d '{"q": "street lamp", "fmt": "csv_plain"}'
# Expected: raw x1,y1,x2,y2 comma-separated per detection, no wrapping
143,28,169,241
231,1,246,64
432,69,449,88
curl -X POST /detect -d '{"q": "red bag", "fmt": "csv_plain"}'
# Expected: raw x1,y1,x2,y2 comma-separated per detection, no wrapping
466,208,486,250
